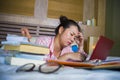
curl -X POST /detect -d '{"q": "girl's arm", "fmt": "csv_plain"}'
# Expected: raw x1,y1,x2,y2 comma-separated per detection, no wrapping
58,52,86,61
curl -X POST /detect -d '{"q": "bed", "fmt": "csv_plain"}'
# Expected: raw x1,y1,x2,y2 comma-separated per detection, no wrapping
0,56,120,80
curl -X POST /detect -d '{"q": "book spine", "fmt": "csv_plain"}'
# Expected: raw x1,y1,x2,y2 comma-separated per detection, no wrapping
15,53,45,60
6,36,28,42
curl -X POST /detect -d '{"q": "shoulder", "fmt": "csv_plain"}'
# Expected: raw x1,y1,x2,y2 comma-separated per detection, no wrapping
35,35,54,47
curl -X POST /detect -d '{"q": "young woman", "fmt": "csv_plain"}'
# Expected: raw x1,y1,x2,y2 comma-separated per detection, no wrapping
21,16,87,61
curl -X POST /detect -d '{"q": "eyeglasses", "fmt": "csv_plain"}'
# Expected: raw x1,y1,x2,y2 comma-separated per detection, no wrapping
16,62,62,74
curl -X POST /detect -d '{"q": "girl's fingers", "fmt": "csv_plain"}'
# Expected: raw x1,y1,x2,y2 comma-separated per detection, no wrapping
21,27,32,39
75,32,84,44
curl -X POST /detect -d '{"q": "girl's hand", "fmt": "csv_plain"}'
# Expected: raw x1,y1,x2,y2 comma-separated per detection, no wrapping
75,32,84,52
21,27,32,41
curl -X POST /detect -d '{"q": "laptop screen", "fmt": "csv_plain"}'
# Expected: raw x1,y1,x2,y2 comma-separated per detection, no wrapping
89,36,114,60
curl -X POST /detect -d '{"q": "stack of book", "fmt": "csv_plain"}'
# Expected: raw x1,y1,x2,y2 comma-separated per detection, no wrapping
0,34,49,66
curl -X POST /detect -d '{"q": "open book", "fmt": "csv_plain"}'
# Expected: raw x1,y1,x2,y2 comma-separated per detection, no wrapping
47,59,120,70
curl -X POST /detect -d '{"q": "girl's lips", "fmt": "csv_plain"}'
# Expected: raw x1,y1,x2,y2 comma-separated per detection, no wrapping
67,41,72,45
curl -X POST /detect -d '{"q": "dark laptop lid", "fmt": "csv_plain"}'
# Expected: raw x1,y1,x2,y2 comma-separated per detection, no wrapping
89,36,114,60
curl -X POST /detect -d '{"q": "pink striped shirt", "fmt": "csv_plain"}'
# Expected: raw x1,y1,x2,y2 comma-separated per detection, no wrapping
35,36,87,60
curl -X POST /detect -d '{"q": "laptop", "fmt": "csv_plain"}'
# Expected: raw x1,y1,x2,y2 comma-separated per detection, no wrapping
86,36,114,61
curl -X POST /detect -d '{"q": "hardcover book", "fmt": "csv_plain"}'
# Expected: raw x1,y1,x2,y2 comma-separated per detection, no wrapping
4,44,50,55
5,57,46,66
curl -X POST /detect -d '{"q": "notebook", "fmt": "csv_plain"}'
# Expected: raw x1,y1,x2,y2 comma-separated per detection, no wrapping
86,36,114,60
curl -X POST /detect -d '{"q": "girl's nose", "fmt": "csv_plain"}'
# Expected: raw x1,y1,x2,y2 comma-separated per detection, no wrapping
71,36,75,42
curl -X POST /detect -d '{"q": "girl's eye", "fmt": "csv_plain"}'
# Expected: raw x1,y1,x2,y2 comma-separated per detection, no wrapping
70,33,74,36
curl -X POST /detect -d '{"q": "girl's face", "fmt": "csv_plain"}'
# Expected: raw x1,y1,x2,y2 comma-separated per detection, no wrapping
60,25,79,47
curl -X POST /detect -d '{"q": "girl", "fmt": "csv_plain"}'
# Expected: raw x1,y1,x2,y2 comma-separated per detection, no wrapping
21,16,87,61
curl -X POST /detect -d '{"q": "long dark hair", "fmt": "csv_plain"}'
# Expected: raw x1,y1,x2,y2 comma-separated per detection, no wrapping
55,16,81,35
